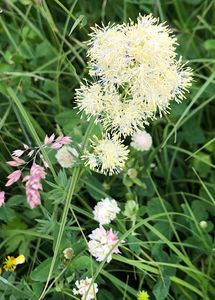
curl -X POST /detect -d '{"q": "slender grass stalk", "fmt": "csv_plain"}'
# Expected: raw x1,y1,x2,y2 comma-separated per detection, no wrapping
39,118,95,300
6,87,57,181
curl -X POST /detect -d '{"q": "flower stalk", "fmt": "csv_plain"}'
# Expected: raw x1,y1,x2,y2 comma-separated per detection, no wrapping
39,119,95,300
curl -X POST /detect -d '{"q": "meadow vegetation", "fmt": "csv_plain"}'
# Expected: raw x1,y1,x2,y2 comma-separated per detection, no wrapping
0,0,215,299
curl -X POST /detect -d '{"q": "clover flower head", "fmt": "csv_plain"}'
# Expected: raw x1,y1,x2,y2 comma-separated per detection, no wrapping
73,277,98,300
83,135,129,175
63,248,74,260
131,130,152,151
93,197,120,225
55,146,78,168
88,226,122,262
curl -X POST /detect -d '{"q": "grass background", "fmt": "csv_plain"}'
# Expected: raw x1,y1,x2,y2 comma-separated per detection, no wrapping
0,0,215,299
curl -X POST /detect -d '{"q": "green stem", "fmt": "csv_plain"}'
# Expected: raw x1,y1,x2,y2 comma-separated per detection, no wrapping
39,118,95,300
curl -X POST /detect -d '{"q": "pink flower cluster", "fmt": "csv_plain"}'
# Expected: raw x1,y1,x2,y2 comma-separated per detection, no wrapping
0,133,71,209
44,134,71,149
23,164,46,209
0,192,5,207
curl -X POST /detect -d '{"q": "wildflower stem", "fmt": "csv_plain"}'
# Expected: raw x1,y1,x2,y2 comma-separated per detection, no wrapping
39,118,95,300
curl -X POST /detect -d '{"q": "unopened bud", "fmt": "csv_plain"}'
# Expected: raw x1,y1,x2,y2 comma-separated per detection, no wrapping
123,200,139,221
102,182,110,190
199,221,207,229
127,168,138,179
63,248,74,260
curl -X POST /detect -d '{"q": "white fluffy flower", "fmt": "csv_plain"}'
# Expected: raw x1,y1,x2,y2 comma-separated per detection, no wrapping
75,14,192,136
83,135,129,175
87,24,131,85
88,226,122,263
131,130,152,151
73,277,98,300
55,146,78,168
103,94,148,137
93,198,120,225
75,82,104,119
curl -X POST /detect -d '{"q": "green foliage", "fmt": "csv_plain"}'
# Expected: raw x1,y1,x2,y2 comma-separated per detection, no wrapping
0,0,214,300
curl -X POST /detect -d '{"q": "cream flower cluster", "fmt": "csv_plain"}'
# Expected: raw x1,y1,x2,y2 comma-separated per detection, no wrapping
83,135,129,175
93,197,120,225
76,15,192,134
76,14,192,175
73,277,98,300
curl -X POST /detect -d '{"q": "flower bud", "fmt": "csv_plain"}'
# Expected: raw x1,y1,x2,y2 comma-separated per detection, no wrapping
123,200,139,221
127,168,138,179
63,248,74,260
199,221,207,229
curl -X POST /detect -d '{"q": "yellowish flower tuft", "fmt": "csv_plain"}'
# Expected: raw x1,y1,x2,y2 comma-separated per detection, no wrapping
103,96,148,137
76,14,192,137
83,135,129,175
88,23,131,85
137,290,149,300
75,82,104,119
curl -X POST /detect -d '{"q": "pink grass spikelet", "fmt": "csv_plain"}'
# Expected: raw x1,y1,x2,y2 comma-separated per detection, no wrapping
55,135,72,145
0,191,5,207
51,135,72,149
23,144,29,150
44,133,55,145
5,170,22,187
23,163,46,209
28,150,34,158
50,142,62,149
7,156,26,167
12,149,25,157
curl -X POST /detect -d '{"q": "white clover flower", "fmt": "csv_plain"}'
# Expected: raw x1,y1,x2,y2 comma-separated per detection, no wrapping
131,130,152,151
75,82,104,119
88,226,122,262
83,135,129,175
55,146,78,168
93,198,120,225
73,277,98,300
